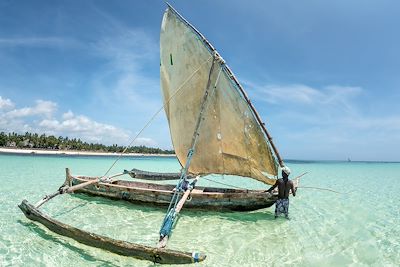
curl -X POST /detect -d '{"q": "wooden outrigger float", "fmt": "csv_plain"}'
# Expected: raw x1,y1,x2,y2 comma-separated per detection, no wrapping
19,4,298,264
18,200,205,264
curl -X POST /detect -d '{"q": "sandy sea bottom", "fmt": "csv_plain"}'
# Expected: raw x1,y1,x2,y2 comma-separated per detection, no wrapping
0,154,399,266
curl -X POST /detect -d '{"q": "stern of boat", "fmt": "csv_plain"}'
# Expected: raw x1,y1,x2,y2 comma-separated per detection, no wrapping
64,168,73,187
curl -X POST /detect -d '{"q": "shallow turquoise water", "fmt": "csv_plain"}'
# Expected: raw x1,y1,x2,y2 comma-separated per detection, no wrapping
0,154,399,266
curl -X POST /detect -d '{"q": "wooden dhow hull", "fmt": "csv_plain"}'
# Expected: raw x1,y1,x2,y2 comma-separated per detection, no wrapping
66,169,277,212
18,200,205,264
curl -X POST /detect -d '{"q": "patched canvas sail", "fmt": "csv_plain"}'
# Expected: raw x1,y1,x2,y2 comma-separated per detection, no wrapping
160,7,278,185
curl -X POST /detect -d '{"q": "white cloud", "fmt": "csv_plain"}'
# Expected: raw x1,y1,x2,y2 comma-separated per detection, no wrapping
245,81,362,106
62,110,74,120
0,37,82,48
91,6,157,65
5,100,57,119
94,30,157,72
254,84,322,104
38,113,130,144
240,80,400,160
0,22,167,148
0,97,158,146
0,96,14,109
88,14,161,112
133,137,157,147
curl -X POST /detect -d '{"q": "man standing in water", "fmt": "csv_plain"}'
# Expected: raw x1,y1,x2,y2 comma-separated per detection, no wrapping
267,166,296,219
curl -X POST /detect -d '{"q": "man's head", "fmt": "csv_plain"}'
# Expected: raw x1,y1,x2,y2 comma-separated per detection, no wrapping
281,166,291,179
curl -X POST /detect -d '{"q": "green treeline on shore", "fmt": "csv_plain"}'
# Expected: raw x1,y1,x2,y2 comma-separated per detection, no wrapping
0,132,175,154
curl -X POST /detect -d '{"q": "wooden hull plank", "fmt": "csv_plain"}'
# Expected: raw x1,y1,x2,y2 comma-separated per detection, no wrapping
126,168,194,180
18,200,205,264
68,175,277,212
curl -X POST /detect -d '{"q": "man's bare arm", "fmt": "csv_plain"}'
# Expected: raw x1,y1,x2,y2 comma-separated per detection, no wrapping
267,182,277,192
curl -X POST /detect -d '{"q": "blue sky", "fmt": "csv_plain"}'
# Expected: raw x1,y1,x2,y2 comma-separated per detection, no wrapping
0,0,399,161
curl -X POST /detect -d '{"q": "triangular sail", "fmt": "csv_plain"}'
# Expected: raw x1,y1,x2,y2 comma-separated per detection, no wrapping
160,7,279,185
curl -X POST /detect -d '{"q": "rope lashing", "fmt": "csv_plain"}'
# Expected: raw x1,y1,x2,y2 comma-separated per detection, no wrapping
159,177,199,238
297,186,342,194
214,51,225,65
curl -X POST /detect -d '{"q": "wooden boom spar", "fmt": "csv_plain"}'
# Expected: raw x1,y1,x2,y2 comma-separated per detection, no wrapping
223,66,284,167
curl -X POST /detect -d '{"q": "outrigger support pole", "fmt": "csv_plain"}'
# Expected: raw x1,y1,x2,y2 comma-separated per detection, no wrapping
157,175,199,248
158,54,220,248
34,168,109,209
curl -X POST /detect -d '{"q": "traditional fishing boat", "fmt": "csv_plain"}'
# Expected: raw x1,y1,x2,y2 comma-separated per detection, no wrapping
65,168,278,211
19,4,296,264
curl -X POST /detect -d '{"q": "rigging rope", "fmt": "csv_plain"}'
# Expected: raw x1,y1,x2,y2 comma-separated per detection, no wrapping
100,55,214,179
203,172,308,191
201,176,247,190
297,186,342,194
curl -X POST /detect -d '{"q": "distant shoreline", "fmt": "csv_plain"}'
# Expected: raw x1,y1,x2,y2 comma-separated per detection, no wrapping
1,147,398,163
0,147,176,157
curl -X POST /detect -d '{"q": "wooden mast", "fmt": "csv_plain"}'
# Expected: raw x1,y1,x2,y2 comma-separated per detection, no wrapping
158,57,218,248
